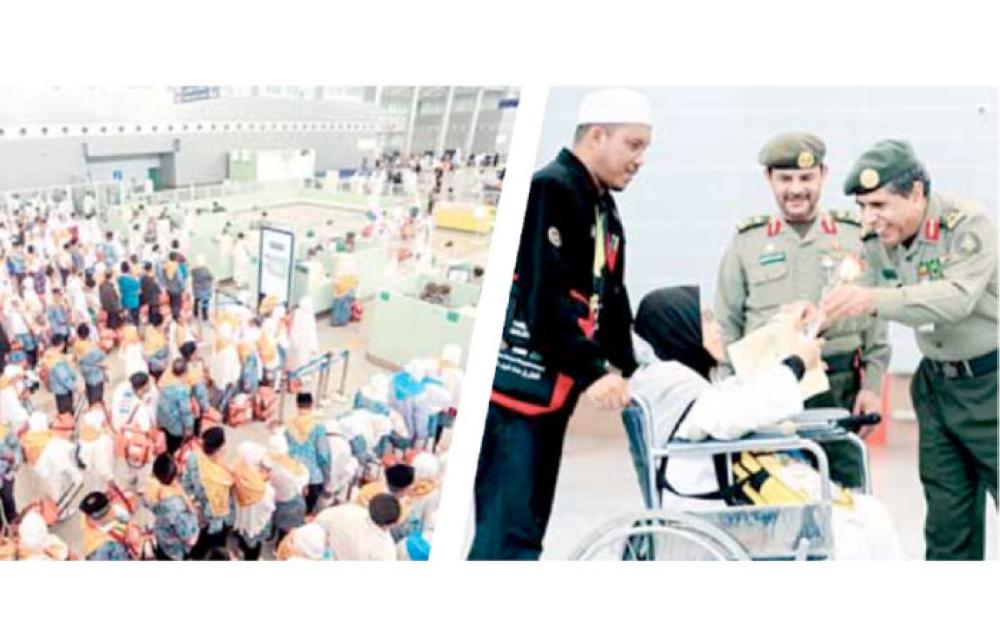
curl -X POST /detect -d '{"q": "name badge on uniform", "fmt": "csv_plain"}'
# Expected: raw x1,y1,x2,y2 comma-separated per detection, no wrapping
758,251,786,266
881,268,898,280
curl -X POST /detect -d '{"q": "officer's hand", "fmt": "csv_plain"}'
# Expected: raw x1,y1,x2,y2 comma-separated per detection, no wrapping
781,300,821,332
820,285,876,322
789,334,824,372
853,390,881,439
585,373,630,410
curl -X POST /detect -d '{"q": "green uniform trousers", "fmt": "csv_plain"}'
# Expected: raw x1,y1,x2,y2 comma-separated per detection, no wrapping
805,366,866,489
911,359,998,560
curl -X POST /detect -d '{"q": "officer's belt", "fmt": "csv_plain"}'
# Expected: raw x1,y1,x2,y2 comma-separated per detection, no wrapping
822,350,860,374
926,349,999,379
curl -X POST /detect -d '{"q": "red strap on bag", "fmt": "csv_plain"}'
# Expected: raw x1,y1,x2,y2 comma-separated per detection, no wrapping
490,373,575,416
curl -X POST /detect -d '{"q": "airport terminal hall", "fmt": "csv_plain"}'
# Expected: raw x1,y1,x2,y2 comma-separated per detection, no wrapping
0,85,515,561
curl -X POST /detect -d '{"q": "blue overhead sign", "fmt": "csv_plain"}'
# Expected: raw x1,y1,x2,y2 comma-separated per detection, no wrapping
175,86,221,103
498,97,520,109
112,170,123,181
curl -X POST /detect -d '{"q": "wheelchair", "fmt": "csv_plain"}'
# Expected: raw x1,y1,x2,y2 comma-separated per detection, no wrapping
570,394,876,561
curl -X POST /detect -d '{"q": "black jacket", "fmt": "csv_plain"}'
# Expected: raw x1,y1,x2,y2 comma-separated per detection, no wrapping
140,274,161,307
0,322,9,358
503,148,637,391
99,280,122,313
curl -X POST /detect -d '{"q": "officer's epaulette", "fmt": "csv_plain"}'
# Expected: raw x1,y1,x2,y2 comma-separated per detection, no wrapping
940,209,966,231
736,215,769,233
829,209,862,227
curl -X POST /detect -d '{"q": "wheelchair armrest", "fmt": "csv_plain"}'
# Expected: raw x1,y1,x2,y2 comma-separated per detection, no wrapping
653,434,834,504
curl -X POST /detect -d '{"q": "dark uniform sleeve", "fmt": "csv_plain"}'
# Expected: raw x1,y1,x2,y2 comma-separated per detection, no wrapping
514,177,610,390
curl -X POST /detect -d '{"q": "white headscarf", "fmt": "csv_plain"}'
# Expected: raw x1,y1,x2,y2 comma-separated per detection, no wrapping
290,297,318,353
238,441,267,467
3,364,24,380
413,452,441,483
77,407,114,485
18,510,49,550
28,411,49,434
267,432,289,456
210,323,242,388
234,442,276,541
6,299,30,336
292,524,327,560
360,373,390,404
267,430,309,502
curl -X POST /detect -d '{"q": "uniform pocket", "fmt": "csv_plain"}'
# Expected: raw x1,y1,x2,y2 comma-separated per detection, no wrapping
749,261,788,285
747,261,790,309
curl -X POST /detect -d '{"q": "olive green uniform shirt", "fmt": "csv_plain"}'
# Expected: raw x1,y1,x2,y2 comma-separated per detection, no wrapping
866,193,998,361
715,210,890,393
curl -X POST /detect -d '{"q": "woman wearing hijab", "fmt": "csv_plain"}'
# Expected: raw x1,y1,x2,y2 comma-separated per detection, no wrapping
232,442,277,560
288,296,319,371
629,286,903,560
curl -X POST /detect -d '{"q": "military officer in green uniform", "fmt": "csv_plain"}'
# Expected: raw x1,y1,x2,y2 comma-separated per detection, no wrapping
714,132,891,489
822,139,998,560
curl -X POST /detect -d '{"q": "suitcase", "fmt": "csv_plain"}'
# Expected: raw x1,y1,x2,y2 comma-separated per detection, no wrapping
227,393,252,427
52,413,75,438
329,294,354,327
114,428,154,469
253,386,277,421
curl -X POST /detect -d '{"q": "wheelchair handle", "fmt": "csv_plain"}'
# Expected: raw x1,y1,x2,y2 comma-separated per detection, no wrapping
834,413,882,433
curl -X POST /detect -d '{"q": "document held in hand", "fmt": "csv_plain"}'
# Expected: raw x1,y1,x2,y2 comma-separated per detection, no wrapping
726,314,829,401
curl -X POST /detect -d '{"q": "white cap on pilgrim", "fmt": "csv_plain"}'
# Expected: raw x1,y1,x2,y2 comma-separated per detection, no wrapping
576,88,653,127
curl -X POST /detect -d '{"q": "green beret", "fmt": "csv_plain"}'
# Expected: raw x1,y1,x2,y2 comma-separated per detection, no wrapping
758,132,826,169
844,139,922,195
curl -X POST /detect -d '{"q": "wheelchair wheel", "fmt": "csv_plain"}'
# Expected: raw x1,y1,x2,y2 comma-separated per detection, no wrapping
570,511,751,561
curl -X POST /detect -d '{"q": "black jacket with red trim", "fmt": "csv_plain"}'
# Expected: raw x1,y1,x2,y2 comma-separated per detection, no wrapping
499,147,638,393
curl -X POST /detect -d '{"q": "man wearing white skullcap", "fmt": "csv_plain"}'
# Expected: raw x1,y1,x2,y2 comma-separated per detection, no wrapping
472,88,653,560
276,522,329,560
22,411,84,513
16,509,69,560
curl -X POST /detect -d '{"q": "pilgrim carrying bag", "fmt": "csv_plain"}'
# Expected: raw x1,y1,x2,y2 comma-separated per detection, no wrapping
489,280,576,416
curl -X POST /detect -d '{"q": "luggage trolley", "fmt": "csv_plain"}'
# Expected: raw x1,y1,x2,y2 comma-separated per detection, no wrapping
570,393,876,561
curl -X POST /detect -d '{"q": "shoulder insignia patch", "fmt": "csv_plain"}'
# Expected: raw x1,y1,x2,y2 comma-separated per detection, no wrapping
940,209,966,231
547,226,562,248
830,210,862,227
955,230,982,256
736,215,769,233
